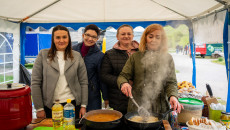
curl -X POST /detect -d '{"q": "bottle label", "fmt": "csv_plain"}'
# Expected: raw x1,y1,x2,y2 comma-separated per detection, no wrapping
52,111,63,119
64,109,75,118
221,120,230,122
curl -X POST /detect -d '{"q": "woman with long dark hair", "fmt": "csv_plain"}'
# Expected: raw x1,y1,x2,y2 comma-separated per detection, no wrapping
32,25,88,118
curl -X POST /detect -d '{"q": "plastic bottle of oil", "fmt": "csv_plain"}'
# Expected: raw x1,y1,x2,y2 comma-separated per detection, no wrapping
63,99,75,130
52,99,64,130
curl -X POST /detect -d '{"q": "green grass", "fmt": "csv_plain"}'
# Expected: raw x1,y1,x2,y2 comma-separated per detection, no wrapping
211,58,225,65
25,63,34,69
0,75,13,83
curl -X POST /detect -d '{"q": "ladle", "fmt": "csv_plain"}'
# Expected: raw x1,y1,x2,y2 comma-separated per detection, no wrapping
129,96,150,119
78,114,85,124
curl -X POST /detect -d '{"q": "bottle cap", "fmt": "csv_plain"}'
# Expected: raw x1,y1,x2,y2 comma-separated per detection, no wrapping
221,111,230,115
67,99,71,103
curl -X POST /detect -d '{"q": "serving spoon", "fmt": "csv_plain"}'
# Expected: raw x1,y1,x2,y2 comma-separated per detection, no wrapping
129,96,150,120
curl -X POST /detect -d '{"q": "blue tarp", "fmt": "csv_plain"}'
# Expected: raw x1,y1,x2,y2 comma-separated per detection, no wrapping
25,34,38,56
38,34,52,50
20,22,193,56
25,34,51,57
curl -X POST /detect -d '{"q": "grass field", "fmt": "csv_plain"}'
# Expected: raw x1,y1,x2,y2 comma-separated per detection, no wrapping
0,75,13,83
25,63,34,69
211,57,225,65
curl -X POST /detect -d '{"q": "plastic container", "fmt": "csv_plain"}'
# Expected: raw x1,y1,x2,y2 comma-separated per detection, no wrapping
178,98,204,123
209,108,222,122
64,99,75,130
220,111,230,129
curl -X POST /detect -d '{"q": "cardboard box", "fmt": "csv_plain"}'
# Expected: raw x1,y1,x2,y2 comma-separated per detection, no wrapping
206,97,218,107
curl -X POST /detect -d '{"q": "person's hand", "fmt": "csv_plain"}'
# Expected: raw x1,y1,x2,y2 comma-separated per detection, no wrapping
169,96,184,113
79,107,86,118
36,110,46,118
104,100,109,109
121,83,132,97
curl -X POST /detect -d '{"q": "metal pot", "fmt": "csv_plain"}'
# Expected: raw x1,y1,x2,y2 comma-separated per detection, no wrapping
0,83,32,130
124,109,173,130
83,109,122,129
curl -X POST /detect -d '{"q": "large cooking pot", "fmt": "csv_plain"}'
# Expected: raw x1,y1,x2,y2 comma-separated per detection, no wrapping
0,83,32,130
124,109,173,130
83,109,122,129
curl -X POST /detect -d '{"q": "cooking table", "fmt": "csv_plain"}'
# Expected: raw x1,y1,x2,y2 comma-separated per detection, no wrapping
26,118,172,130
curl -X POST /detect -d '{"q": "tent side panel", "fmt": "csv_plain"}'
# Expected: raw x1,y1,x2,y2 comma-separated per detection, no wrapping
25,34,38,57
38,34,52,51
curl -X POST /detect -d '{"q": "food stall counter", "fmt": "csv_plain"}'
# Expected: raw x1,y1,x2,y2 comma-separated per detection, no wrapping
26,118,172,130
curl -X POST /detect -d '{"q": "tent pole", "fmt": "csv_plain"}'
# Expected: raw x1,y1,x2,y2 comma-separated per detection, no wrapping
224,9,230,112
228,41,229,88
215,0,228,5
189,20,196,87
227,35,230,112
19,0,61,23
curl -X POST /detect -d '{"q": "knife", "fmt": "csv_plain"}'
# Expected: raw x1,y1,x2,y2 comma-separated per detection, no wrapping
206,84,213,98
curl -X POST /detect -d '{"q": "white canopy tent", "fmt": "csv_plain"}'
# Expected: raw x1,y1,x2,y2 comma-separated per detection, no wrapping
0,0,226,22
0,0,230,110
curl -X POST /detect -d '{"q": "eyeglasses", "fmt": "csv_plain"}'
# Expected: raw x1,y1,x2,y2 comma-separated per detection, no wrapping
84,33,98,40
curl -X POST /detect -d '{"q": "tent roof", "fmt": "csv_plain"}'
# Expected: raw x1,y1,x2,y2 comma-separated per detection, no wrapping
0,0,228,23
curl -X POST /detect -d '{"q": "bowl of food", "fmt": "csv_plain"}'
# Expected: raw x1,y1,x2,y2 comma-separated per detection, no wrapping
186,117,226,130
83,109,122,129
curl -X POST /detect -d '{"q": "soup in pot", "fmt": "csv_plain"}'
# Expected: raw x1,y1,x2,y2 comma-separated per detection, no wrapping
86,113,120,122
129,116,158,123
